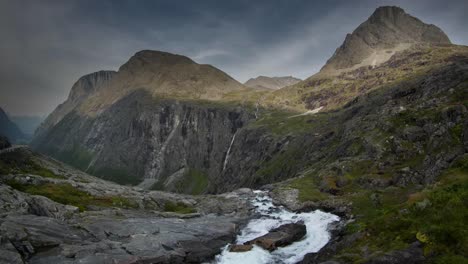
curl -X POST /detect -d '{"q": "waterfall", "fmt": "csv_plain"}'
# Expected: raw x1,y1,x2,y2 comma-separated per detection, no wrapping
222,131,238,172
138,116,180,189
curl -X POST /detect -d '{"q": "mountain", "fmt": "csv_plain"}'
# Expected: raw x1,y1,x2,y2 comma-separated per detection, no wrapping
244,76,302,90
10,115,45,136
265,6,454,112
0,107,25,143
32,50,252,190
35,70,117,137
35,51,247,137
320,6,451,75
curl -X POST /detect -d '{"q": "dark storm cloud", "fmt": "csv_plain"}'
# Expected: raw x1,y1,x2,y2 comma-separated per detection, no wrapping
0,0,467,115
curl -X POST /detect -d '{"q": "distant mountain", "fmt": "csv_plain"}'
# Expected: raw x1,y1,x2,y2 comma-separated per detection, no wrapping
0,107,25,143
10,115,45,136
244,76,302,90
320,6,451,75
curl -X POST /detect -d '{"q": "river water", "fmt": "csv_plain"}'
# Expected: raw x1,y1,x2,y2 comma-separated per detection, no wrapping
213,190,339,264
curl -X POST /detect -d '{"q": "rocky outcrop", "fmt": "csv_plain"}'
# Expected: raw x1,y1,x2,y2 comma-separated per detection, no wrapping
0,148,256,263
244,76,302,90
320,6,450,74
245,222,307,251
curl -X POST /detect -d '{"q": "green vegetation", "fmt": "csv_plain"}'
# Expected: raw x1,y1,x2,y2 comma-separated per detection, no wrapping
254,147,302,184
90,166,140,186
59,144,94,171
340,167,467,263
257,45,468,112
287,175,328,202
163,201,196,214
0,151,65,179
6,180,139,212
174,169,209,195
249,109,332,136
326,156,468,263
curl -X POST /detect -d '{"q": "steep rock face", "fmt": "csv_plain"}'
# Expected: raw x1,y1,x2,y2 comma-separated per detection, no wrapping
0,107,24,143
244,76,302,90
320,6,450,74
32,50,252,190
33,90,252,190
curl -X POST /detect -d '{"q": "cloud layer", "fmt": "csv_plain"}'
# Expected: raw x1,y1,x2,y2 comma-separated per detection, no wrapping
0,0,467,115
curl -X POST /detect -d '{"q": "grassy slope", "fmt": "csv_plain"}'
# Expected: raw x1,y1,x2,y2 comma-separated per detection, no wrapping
263,45,468,111
260,45,468,263
0,150,139,211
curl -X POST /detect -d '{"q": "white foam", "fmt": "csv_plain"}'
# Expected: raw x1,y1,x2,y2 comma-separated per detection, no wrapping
213,191,339,264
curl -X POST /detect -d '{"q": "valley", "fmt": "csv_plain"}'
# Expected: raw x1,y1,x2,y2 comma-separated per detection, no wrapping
0,5,467,264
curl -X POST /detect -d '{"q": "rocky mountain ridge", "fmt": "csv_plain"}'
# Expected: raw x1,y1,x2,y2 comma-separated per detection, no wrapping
320,6,451,75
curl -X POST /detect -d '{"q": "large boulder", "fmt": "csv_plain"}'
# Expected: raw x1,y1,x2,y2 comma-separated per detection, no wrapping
245,222,306,251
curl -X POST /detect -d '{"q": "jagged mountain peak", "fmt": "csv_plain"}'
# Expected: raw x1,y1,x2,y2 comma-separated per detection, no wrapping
320,6,451,75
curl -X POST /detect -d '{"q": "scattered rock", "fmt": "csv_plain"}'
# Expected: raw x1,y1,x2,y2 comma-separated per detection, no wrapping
245,222,306,251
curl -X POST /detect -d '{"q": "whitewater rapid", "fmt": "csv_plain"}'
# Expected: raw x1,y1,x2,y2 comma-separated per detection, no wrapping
213,190,339,264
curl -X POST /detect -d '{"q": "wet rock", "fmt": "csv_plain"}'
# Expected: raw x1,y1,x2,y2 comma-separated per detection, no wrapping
228,244,253,252
245,222,306,251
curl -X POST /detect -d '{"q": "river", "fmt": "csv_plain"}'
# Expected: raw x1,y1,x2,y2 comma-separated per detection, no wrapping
213,190,339,264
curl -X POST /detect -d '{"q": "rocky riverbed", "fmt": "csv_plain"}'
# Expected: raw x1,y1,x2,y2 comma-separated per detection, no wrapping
0,148,343,264
213,191,339,264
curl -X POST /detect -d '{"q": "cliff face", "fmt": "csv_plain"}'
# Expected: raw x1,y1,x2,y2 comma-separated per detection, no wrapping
31,50,254,191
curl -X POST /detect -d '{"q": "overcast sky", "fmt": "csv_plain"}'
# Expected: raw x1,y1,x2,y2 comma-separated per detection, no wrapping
1,0,467,116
